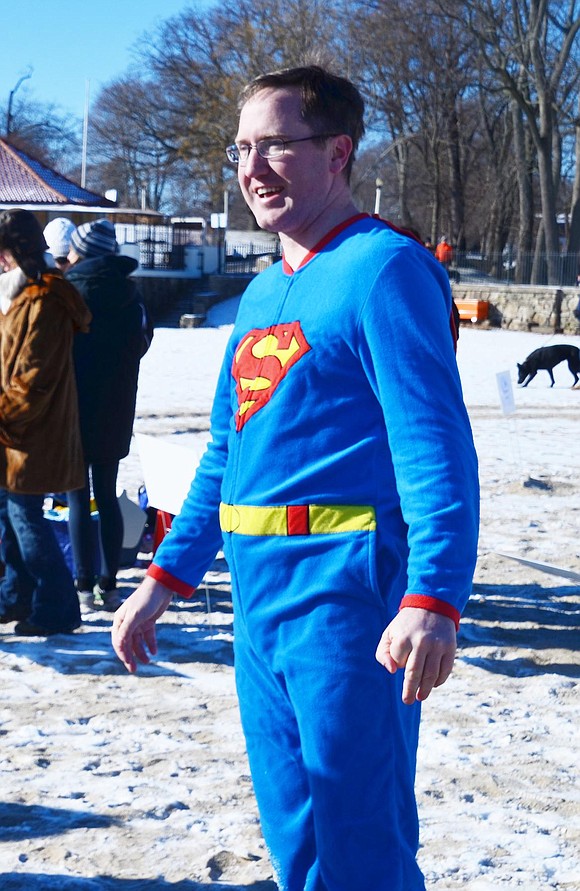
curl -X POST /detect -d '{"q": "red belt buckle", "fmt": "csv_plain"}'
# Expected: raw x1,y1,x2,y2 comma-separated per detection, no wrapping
286,504,309,535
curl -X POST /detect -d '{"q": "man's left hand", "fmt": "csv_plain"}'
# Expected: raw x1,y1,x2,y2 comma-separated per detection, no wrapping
375,608,457,704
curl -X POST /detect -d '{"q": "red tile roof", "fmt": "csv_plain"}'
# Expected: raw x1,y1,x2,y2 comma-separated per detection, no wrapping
0,138,115,207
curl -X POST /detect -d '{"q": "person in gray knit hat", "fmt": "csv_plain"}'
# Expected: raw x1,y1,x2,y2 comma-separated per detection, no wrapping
69,219,119,259
66,219,151,611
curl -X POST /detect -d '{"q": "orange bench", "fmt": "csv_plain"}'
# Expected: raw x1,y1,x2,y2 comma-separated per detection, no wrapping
454,299,489,323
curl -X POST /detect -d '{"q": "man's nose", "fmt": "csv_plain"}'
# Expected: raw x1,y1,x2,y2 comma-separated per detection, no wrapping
243,146,270,175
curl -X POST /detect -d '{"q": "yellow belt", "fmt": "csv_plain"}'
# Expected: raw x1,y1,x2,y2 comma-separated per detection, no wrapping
219,502,376,536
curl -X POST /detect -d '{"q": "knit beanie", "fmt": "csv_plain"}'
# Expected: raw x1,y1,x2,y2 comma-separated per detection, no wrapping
70,219,118,258
0,209,48,264
43,217,75,259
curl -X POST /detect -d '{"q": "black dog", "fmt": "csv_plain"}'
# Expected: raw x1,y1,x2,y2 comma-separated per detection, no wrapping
517,344,580,387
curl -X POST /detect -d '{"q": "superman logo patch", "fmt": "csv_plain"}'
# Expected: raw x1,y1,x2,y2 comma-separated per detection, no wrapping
232,321,311,430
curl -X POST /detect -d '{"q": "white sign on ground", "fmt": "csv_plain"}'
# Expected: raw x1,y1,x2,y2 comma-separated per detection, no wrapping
496,369,516,415
136,433,201,516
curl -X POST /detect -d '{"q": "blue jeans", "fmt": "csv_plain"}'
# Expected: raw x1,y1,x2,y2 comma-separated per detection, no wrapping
67,461,123,588
0,489,81,631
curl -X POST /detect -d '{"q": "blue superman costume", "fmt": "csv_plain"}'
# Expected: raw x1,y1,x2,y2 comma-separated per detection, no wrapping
148,214,479,891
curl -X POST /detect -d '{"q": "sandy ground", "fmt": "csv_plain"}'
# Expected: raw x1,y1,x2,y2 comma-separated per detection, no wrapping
0,323,578,890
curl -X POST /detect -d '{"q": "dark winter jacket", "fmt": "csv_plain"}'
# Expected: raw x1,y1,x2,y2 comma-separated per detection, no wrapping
0,272,91,493
65,253,149,463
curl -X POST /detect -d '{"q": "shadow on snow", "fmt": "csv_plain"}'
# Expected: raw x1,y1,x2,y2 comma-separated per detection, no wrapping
0,874,276,891
458,581,579,678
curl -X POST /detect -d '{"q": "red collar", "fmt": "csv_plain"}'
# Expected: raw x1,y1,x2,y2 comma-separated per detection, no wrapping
282,213,369,274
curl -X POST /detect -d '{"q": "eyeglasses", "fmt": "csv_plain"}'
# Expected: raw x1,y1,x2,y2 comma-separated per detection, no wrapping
225,133,340,165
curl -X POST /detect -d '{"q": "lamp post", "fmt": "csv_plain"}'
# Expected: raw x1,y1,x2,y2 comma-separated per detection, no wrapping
374,178,383,215
360,134,417,215
6,70,32,137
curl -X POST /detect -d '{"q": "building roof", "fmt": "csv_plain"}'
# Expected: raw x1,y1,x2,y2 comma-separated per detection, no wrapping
0,138,115,207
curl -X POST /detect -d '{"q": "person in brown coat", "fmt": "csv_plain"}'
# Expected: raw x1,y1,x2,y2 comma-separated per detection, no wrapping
0,208,91,636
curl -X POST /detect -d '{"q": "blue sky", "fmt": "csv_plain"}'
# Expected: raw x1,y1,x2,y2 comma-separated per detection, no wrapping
0,0,212,125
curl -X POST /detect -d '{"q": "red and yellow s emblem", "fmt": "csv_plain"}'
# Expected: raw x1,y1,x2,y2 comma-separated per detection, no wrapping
232,322,311,430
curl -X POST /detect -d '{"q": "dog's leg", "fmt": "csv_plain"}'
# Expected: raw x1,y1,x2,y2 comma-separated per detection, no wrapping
548,369,555,387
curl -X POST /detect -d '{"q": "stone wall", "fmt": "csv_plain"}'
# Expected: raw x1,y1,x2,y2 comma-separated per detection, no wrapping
133,276,196,315
206,273,254,300
134,273,253,319
452,282,580,333
137,274,580,333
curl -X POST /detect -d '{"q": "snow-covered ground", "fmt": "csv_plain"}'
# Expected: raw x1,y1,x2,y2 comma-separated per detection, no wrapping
0,301,578,889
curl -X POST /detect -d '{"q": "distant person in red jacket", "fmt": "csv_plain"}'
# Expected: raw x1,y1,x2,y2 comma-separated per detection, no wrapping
435,236,453,271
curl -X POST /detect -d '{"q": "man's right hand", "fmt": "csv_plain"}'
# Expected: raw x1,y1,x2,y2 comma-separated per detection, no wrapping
111,576,174,673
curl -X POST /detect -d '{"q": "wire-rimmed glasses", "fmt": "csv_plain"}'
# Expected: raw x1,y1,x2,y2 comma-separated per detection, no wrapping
225,133,340,165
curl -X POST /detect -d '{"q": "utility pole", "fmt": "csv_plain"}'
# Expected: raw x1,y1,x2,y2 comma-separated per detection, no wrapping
81,79,90,187
6,70,32,137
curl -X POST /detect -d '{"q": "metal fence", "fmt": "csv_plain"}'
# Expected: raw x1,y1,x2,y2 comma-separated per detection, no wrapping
113,223,580,287
225,240,282,274
114,223,205,270
225,245,580,285
448,251,580,287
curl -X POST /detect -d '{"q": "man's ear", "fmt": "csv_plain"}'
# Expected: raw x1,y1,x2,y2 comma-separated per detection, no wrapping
329,135,353,175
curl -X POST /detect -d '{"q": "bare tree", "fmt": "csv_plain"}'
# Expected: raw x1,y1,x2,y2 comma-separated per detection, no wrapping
87,0,347,220
448,0,580,283
2,91,81,177
135,0,344,218
83,0,580,271
88,76,180,210
350,0,481,249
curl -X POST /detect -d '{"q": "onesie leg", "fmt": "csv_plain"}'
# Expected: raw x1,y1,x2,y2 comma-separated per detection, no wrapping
234,596,425,891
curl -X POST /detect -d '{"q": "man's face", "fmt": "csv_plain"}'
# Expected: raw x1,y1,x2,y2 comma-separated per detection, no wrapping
235,87,340,242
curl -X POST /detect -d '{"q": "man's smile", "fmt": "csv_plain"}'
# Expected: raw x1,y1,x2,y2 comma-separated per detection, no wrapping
255,185,284,198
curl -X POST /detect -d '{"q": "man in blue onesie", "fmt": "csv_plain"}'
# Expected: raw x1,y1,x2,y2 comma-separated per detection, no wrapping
113,66,479,891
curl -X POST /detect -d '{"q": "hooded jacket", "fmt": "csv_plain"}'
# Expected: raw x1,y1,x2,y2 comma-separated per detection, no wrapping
65,253,145,463
0,271,91,493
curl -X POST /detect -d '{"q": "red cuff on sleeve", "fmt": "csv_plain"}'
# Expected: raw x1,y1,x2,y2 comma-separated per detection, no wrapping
399,594,461,631
147,563,196,599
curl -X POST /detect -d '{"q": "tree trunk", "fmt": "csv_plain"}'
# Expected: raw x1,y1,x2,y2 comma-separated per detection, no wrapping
536,138,561,283
447,102,465,250
567,95,580,255
511,100,534,283
395,142,413,227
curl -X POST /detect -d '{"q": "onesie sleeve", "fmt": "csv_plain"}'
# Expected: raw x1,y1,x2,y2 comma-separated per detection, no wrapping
357,243,479,623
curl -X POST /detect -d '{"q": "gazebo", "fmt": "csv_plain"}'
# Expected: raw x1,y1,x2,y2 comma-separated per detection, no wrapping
0,137,162,228
0,138,217,291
